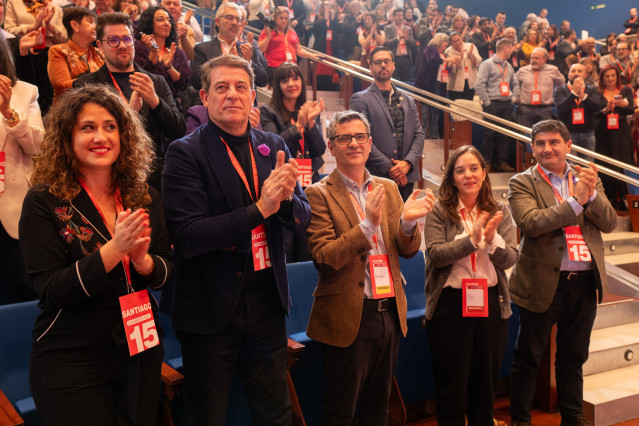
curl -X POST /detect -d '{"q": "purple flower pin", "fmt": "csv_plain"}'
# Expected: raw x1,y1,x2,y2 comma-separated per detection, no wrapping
257,144,270,157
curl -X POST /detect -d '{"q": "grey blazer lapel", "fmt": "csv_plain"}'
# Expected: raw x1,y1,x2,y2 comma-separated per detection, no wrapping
369,84,394,129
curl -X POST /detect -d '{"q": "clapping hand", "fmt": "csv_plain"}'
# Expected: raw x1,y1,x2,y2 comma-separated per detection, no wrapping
256,151,299,218
162,42,177,68
574,162,598,202
129,72,160,109
470,211,504,245
0,75,13,119
402,189,435,221
305,98,324,127
365,184,385,227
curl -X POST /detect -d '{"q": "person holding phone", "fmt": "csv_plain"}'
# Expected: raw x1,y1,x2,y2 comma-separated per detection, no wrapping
595,65,634,210
134,6,190,100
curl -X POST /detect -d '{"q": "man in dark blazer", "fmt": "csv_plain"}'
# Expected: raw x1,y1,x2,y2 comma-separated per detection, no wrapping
190,2,268,90
73,12,185,190
305,110,434,425
162,54,311,426
350,46,425,201
508,120,617,426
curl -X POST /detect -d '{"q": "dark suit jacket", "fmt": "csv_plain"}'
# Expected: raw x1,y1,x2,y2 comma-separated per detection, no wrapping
259,104,326,178
305,170,421,347
191,37,268,90
162,123,311,335
350,83,425,183
73,64,186,157
554,84,606,134
508,165,617,313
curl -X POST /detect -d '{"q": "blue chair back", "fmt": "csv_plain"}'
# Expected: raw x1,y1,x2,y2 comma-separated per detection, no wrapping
399,251,426,311
286,261,318,337
0,301,39,404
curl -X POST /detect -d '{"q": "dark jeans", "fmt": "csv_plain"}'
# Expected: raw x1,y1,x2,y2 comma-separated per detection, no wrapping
0,224,37,303
321,301,401,426
393,55,411,82
517,104,553,129
482,100,515,165
427,286,508,426
510,272,597,422
177,284,291,426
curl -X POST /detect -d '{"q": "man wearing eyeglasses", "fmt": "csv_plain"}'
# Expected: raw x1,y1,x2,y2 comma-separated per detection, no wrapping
74,12,185,190
305,110,434,426
191,2,267,90
350,46,425,201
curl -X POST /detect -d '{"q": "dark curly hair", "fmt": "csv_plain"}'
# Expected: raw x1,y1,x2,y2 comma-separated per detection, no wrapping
135,6,178,47
438,145,497,223
31,84,155,209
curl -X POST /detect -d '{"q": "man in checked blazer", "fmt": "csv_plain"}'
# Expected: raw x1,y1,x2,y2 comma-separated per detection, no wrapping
508,120,617,426
190,2,268,90
305,110,435,426
350,46,425,201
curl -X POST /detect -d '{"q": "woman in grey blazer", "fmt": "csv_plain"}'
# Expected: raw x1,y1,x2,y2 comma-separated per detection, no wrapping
423,145,518,425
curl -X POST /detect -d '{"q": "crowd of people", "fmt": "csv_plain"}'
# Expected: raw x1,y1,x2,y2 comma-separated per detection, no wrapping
0,0,632,425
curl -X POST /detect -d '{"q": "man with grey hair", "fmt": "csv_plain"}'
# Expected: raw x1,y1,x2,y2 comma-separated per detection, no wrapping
162,54,311,425
191,2,268,89
514,47,565,128
475,37,519,172
305,109,434,426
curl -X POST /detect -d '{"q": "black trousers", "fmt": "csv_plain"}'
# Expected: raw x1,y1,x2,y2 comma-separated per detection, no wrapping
393,55,411,82
448,81,475,101
30,344,163,426
177,284,291,426
427,286,508,426
510,271,597,422
517,104,553,129
0,224,37,303
482,100,515,165
321,300,401,426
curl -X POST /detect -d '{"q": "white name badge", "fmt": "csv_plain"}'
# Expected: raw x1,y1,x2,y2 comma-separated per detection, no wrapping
310,12,316,22
464,66,469,79
565,225,592,262
370,254,395,299
462,278,488,317
119,290,159,356
607,113,619,129
531,90,541,105
499,81,510,96
251,224,272,270
326,29,332,40
285,50,294,61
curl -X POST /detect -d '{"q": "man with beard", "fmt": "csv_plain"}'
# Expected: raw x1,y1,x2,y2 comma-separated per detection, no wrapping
514,47,565,128
600,41,635,85
74,12,185,190
472,17,497,60
350,46,424,201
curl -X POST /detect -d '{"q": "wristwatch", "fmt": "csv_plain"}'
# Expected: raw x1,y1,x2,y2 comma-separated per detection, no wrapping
2,109,19,125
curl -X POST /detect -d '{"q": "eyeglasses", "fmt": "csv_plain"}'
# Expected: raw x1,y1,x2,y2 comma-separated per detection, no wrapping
371,59,393,66
102,35,135,47
221,14,242,23
331,133,370,145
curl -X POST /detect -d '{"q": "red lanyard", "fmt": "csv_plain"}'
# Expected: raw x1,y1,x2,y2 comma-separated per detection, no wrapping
348,184,379,249
286,0,293,9
337,2,346,13
79,179,132,286
483,33,490,43
311,0,318,11
220,137,260,202
108,70,129,102
603,87,620,112
496,62,508,81
290,118,304,154
536,164,574,203
459,207,479,272
533,70,539,90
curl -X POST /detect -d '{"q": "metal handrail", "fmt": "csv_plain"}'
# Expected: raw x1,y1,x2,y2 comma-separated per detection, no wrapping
243,25,639,187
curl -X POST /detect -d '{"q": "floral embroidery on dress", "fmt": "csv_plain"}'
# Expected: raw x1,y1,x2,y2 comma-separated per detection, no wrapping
56,205,97,254
54,206,73,221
